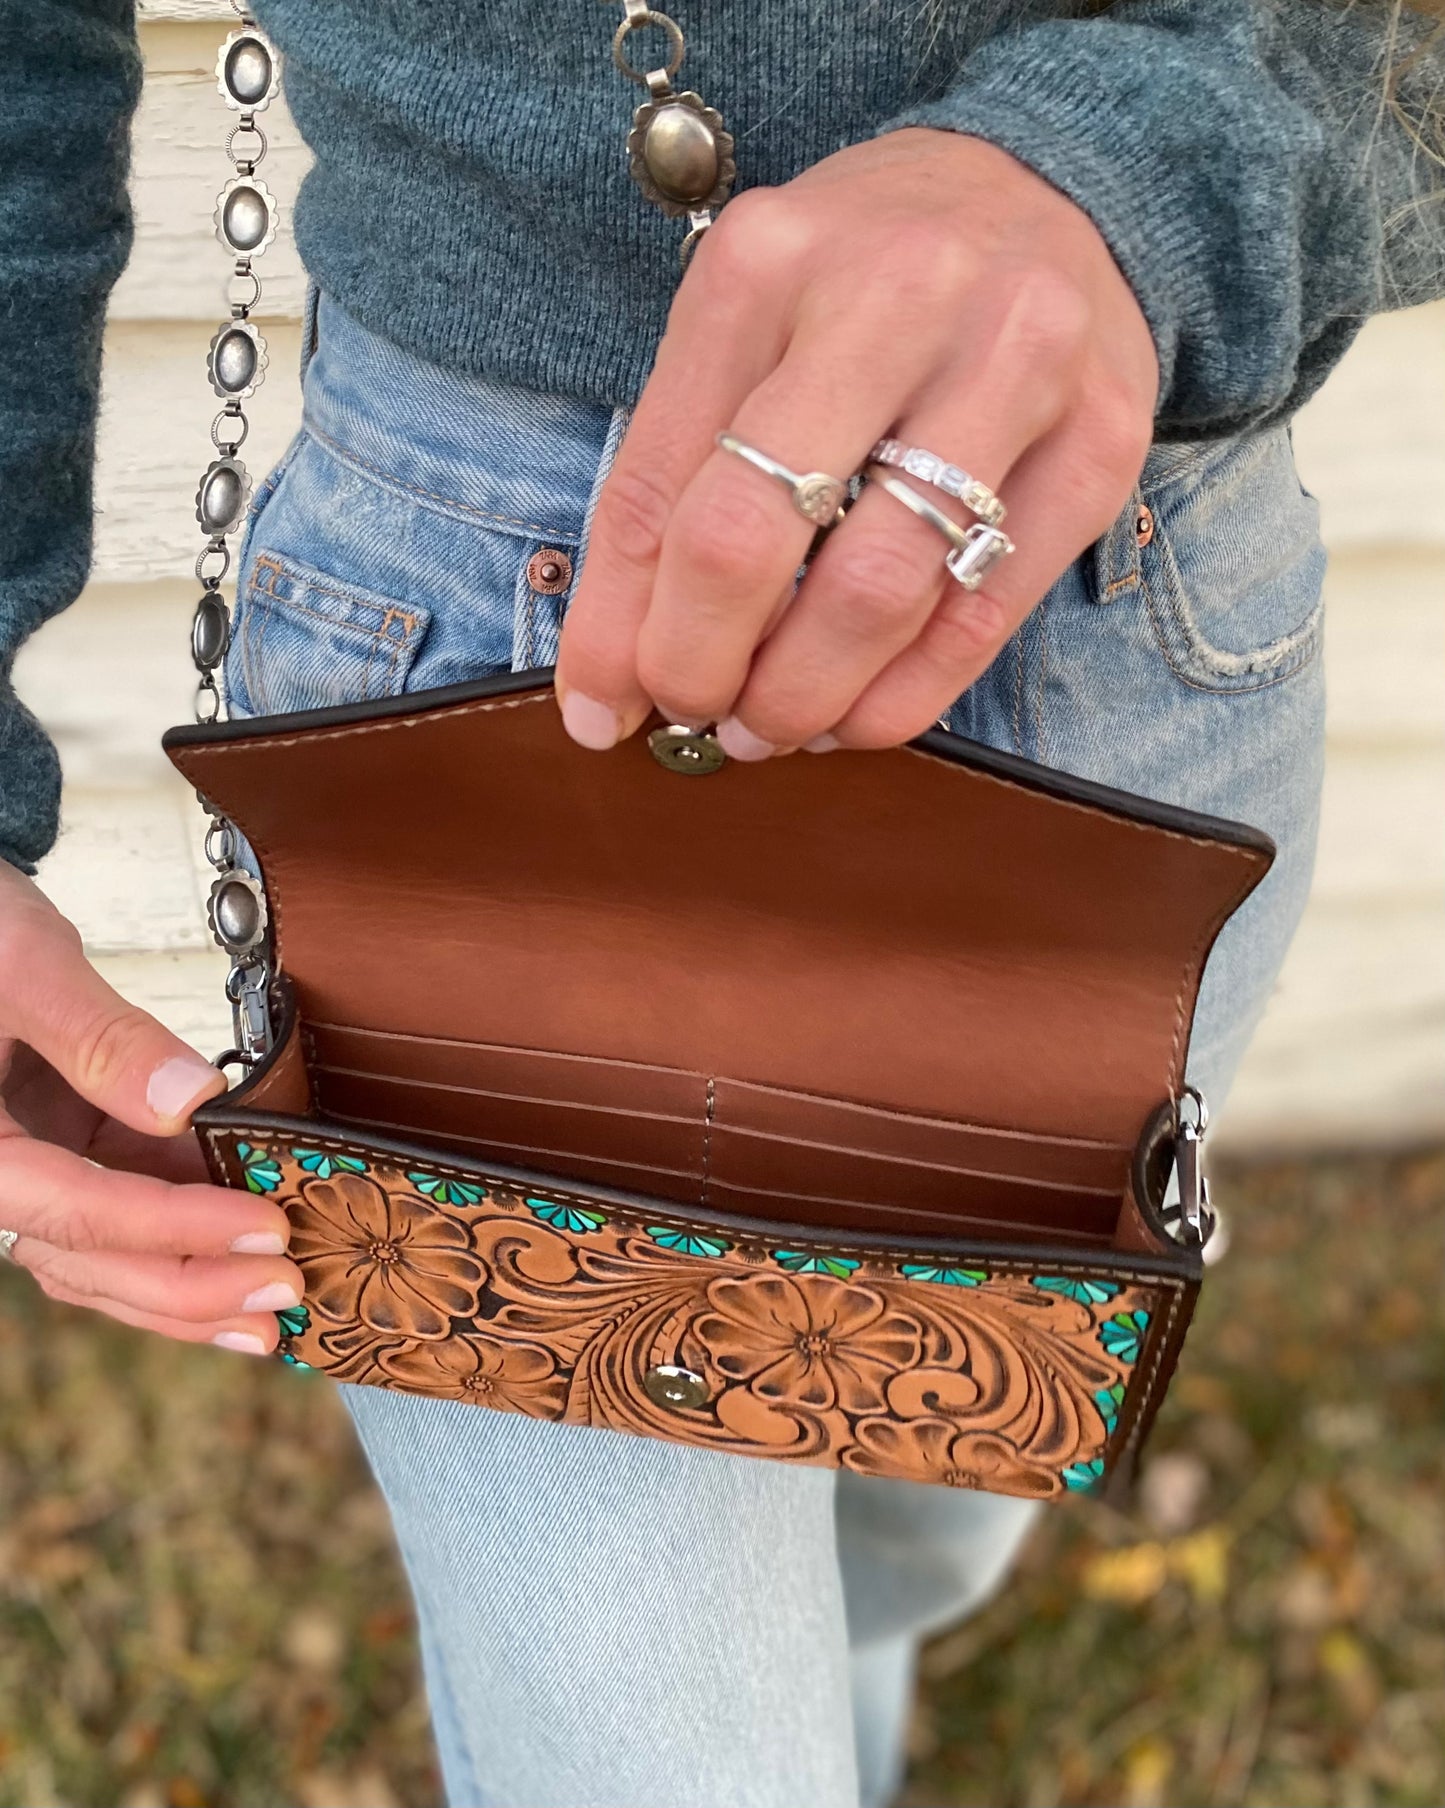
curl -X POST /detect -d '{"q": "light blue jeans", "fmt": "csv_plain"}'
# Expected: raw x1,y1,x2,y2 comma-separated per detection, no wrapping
227,296,1326,1808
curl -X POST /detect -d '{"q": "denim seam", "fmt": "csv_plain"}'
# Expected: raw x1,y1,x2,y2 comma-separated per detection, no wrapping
251,554,428,638
1141,570,1322,695
302,416,582,542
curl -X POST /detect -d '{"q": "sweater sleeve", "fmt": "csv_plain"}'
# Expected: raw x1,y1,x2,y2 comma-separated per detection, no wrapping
885,0,1445,439
0,0,141,873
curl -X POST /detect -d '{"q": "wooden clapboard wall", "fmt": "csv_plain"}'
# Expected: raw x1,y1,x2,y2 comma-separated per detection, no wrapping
16,0,1445,1151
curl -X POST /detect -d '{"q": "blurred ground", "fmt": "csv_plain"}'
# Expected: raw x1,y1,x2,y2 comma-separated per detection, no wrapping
1,1150,1441,1808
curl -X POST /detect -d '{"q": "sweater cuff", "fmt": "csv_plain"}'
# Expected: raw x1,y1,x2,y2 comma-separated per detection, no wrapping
879,9,1368,437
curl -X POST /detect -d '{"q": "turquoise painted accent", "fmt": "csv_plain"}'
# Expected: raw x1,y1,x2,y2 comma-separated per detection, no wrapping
773,1251,860,1280
409,1172,486,1206
1099,1309,1151,1364
292,1148,367,1179
1062,1457,1106,1493
1094,1381,1126,1434
647,1227,730,1258
236,1142,283,1194
275,1303,311,1340
527,1198,606,1234
900,1264,987,1287
1032,1275,1122,1306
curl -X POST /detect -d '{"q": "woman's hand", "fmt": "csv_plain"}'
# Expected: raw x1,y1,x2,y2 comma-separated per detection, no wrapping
0,859,302,1353
556,129,1158,755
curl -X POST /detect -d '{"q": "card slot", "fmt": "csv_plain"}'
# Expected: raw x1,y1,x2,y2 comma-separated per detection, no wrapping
312,1059,700,1129
309,1020,705,1116
327,1108,704,1198
694,1181,1117,1246
711,1077,1128,1189
316,1068,703,1177
709,1119,1120,1194
704,1126,1120,1240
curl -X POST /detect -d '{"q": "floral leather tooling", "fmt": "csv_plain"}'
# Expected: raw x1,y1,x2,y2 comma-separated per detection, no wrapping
215,1133,1177,1499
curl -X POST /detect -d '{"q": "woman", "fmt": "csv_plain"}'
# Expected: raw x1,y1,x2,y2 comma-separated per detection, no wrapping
2,1,1441,1802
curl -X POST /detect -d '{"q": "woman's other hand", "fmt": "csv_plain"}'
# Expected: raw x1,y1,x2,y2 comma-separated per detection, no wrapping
0,859,301,1353
556,129,1157,755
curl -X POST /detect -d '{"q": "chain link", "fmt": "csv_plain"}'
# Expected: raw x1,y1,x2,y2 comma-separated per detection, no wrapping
608,1,736,257
189,6,284,1065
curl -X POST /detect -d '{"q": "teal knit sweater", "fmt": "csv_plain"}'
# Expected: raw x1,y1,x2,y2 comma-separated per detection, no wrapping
3,0,1442,871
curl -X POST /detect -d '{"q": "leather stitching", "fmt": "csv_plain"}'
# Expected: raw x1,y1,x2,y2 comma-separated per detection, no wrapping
200,1124,1190,1288
178,692,1263,1113
177,688,1261,860
701,1076,715,1209
1119,1270,1185,1466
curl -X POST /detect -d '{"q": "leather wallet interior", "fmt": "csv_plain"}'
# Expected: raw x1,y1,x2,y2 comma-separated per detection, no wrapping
165,671,1274,1255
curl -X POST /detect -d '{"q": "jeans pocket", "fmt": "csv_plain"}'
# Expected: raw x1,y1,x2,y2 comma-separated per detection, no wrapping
232,548,433,716
1136,428,1326,694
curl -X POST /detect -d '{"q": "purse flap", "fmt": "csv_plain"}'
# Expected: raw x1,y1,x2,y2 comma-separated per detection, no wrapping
165,671,1272,1165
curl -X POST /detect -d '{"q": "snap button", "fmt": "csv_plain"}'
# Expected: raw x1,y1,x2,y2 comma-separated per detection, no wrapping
1134,504,1155,548
643,1364,710,1411
527,549,573,594
648,724,726,775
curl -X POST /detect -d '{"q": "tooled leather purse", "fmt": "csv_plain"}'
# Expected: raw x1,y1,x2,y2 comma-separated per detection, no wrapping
165,9,1271,1501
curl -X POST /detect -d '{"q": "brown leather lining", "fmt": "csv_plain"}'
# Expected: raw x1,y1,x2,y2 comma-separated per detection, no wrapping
171,676,1272,1257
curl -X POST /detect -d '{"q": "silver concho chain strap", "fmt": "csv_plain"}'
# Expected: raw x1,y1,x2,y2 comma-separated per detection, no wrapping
183,3,732,1070
608,0,736,258
186,3,282,1069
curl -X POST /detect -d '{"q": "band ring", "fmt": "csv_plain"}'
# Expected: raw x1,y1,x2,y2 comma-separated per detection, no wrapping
716,432,849,527
867,469,1016,592
869,438,1007,529
0,1228,19,1263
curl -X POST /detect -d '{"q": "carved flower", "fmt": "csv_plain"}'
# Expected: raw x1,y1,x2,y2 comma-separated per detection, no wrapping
380,1335,566,1419
289,1172,487,1340
693,1272,922,1416
843,1416,1062,1498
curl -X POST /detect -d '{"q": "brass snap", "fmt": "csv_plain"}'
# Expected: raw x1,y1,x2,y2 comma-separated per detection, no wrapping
644,1364,710,1412
527,549,573,595
648,724,726,775
1134,504,1155,548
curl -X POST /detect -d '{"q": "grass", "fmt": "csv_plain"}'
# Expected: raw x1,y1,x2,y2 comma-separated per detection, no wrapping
1,1150,1441,1808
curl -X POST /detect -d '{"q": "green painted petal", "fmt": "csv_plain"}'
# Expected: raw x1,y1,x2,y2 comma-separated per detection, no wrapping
292,1149,369,1178
647,1227,730,1258
901,1263,987,1287
527,1198,605,1234
407,1172,486,1206
1032,1275,1121,1305
275,1303,311,1339
773,1250,861,1278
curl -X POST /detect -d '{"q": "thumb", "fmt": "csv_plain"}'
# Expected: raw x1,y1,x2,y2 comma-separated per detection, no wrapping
0,871,228,1136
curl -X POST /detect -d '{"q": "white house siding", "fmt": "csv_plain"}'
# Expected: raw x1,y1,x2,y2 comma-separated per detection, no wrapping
15,5,1445,1151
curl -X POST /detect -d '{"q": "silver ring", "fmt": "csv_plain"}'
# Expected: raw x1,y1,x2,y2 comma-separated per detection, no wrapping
870,438,1006,528
867,470,1016,593
716,432,848,527
0,1229,19,1263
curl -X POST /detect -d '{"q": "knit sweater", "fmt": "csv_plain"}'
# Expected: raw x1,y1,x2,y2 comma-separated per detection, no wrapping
3,0,1442,872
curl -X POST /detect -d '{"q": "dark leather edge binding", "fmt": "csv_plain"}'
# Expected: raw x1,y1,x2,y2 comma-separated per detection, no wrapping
164,666,1277,860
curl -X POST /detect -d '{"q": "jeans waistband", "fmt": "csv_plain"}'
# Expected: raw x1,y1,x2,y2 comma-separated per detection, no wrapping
300,294,618,543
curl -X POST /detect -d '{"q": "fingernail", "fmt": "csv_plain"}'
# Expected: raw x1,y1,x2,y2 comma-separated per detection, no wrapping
147,1053,224,1123
213,1331,269,1356
560,691,620,751
716,717,777,762
803,733,842,754
241,1280,302,1314
229,1230,288,1256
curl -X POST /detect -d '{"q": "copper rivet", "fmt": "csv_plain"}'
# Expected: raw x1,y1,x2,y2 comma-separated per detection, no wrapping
1135,505,1155,548
527,549,572,595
